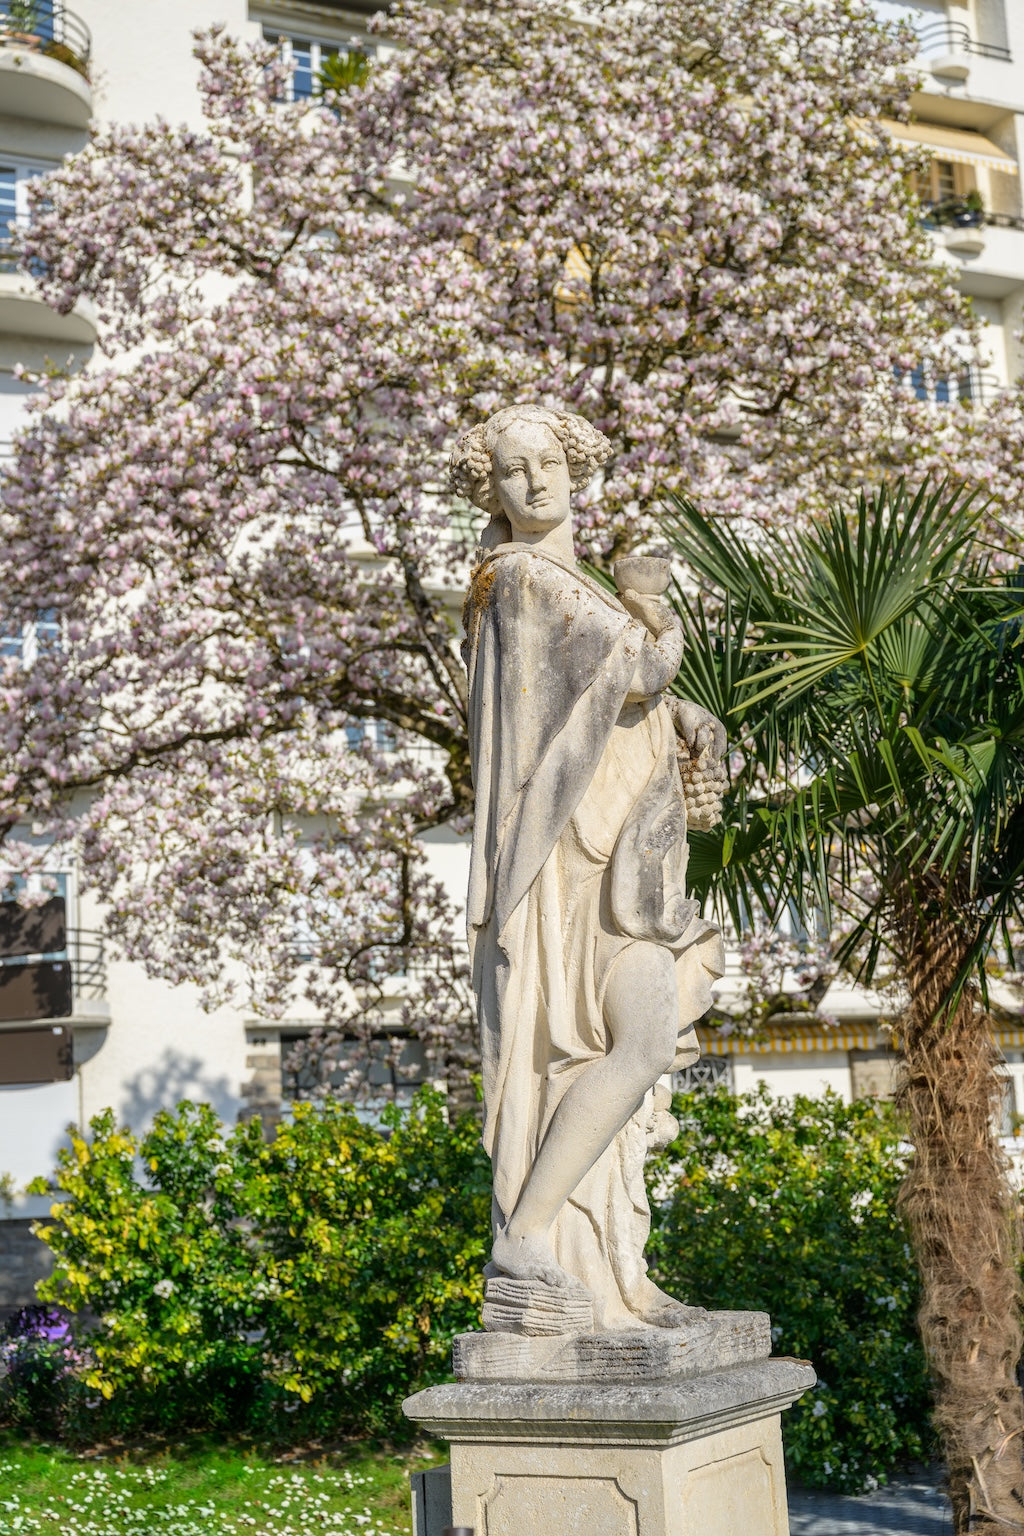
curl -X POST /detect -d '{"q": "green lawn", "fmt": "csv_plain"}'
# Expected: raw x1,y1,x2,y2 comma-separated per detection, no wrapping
0,1436,447,1536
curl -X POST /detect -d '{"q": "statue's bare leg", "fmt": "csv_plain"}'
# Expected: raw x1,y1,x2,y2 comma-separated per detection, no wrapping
491,941,678,1288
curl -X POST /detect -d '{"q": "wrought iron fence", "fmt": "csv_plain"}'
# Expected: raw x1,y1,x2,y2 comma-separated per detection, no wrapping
0,1,91,76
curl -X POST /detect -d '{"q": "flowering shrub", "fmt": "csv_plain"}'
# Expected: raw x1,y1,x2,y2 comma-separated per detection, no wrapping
21,1086,929,1486
25,1090,490,1437
0,1306,87,1432
648,1086,931,1492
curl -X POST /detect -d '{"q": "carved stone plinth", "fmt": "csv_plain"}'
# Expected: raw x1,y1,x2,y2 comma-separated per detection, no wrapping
456,1308,770,1384
404,1356,816,1536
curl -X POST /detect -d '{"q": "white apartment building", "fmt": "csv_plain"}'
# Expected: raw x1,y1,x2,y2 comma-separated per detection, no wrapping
0,0,1023,1304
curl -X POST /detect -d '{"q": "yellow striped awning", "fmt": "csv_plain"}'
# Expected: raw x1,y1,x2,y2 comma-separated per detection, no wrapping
697,1024,881,1056
880,117,1018,174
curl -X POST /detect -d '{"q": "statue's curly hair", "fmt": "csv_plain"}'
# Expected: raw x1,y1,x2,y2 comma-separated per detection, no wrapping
449,404,612,520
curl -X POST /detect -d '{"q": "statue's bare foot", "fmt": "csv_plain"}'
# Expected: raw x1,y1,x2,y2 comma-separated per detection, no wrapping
491,1227,572,1288
627,1276,708,1329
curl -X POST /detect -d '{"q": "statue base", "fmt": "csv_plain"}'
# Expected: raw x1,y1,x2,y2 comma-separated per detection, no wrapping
456,1308,771,1383
404,1347,815,1536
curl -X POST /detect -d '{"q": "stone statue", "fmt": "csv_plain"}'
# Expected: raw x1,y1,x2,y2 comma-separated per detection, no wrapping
452,403,727,1335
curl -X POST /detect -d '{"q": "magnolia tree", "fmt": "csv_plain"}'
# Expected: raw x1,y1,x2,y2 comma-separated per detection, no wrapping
0,0,1002,1076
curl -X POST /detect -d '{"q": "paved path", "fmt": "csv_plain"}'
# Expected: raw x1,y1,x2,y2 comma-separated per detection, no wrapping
789,1468,951,1535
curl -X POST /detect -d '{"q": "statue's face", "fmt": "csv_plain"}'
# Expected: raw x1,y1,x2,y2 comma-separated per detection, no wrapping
492,420,572,536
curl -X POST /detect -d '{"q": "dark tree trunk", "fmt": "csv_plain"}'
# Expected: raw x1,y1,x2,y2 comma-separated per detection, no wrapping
898,914,1024,1533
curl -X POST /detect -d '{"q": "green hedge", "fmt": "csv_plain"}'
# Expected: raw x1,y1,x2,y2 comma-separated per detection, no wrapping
10,1086,932,1489
21,1091,490,1437
647,1086,932,1492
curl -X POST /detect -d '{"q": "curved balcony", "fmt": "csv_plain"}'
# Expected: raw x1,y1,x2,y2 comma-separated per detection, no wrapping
0,926,108,1027
920,203,1024,295
914,19,1011,62
0,3,92,128
0,256,95,345
913,19,1011,82
0,271,96,343
899,363,1006,410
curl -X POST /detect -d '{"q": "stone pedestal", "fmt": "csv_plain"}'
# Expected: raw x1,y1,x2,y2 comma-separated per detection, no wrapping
404,1353,815,1536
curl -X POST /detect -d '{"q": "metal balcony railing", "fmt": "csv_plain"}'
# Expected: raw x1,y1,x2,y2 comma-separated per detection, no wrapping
0,224,47,278
901,364,1006,408
0,2,91,78
287,934,470,983
0,231,18,274
913,20,1012,63
0,927,107,1013
922,198,985,230
959,369,1006,407
67,928,106,1003
920,201,1024,236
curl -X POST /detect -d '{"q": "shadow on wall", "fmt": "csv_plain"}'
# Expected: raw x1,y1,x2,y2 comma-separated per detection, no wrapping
117,1048,238,1131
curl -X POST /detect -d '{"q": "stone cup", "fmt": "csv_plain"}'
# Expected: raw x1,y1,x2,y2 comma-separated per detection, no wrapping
612,555,671,596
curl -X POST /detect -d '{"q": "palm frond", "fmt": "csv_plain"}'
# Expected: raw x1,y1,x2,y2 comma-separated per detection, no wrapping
662,473,1023,1011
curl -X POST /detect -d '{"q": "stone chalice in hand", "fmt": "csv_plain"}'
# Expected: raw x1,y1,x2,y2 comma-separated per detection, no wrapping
615,555,728,831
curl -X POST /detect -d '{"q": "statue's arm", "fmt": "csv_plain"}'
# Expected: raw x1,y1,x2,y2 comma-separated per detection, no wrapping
619,591,684,700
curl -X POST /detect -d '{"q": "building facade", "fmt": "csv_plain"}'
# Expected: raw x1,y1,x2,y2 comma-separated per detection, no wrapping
1,0,1023,1302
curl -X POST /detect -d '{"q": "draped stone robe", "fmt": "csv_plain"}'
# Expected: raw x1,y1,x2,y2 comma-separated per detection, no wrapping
466,544,724,1329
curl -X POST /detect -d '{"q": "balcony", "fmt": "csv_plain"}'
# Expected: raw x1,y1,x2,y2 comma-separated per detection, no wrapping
918,202,1024,298
898,362,1007,410
0,926,108,1028
913,19,1011,83
0,235,95,345
0,3,92,128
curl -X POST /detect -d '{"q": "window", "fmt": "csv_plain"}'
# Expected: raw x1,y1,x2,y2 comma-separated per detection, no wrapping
0,1,57,41
0,607,60,666
935,158,958,203
0,160,50,271
0,873,69,960
0,874,72,1029
344,719,397,752
263,28,371,103
911,156,979,213
897,364,978,407
0,1026,73,1085
281,1028,430,1110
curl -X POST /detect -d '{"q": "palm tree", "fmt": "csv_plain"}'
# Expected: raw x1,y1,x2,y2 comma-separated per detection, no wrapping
664,481,1024,1533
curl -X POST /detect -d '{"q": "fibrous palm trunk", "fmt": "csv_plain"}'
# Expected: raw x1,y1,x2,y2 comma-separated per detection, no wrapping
897,910,1024,1532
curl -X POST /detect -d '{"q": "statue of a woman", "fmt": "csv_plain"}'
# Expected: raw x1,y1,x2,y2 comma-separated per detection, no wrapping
453,404,725,1332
